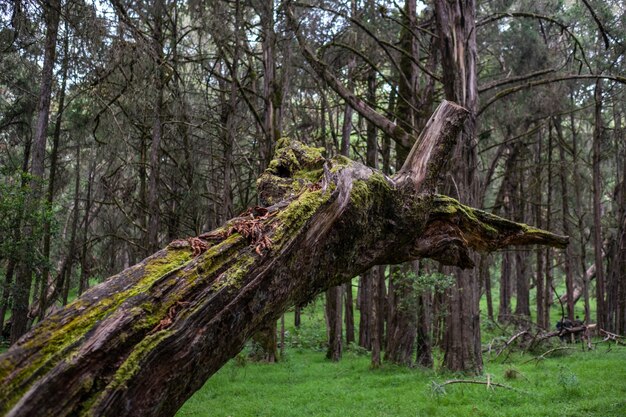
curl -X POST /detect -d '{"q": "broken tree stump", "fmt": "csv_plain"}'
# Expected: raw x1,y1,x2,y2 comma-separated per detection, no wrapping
0,101,567,417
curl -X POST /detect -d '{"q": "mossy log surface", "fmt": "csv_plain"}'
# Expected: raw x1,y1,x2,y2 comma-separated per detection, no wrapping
0,101,567,417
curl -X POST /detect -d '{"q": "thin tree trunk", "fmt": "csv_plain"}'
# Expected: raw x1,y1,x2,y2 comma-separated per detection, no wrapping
358,270,372,349
370,267,381,368
259,0,276,169
498,252,512,323
344,282,354,344
534,129,545,327
39,20,69,321
514,163,530,319
147,0,165,254
325,286,343,361
569,92,591,323
592,80,606,329
481,254,494,321
544,124,554,326
78,161,95,295
10,0,61,344
554,117,575,320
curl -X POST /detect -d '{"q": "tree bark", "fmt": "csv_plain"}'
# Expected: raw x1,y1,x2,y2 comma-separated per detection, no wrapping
554,117,575,320
10,0,61,345
385,263,417,366
534,129,545,328
592,80,606,329
147,0,166,254
325,285,342,361
544,124,555,327
0,101,567,417
434,0,482,374
498,251,512,323
344,282,355,344
358,270,372,349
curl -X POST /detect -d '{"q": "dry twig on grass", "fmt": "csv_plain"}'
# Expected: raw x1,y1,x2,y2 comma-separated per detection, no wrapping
521,346,576,365
430,374,520,396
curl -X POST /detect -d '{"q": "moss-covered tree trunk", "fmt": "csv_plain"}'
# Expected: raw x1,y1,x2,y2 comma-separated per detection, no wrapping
0,101,567,417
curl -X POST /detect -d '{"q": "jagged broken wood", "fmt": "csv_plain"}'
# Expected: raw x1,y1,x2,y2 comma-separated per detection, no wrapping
0,101,567,417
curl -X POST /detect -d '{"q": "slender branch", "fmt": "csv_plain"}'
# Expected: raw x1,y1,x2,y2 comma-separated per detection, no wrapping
478,68,557,93
477,12,592,71
493,330,528,360
521,346,576,364
478,74,626,116
285,4,415,151
580,0,610,49
433,378,517,391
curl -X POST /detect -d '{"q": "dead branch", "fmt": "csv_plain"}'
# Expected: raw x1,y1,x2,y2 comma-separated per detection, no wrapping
433,375,518,392
521,346,576,365
493,330,528,361
478,74,626,116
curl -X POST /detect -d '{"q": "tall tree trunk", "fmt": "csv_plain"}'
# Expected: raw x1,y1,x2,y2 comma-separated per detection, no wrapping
259,0,276,169
0,104,567,417
435,0,482,373
514,161,530,319
534,129,545,328
147,0,165,254
554,117,575,320
39,20,69,321
592,80,606,329
569,92,591,323
544,125,554,326
615,105,626,334
11,0,61,344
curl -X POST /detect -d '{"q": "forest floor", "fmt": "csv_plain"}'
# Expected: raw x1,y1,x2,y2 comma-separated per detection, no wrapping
1,281,623,416
177,348,625,417
176,294,626,417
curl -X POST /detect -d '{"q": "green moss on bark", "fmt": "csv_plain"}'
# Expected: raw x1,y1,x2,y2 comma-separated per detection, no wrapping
273,189,329,241
0,248,194,413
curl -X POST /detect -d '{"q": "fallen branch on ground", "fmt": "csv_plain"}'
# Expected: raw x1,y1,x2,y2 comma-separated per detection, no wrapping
521,346,576,365
430,375,519,396
493,330,529,361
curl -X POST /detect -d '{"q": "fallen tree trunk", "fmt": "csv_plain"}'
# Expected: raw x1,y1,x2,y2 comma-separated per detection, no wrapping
0,101,567,417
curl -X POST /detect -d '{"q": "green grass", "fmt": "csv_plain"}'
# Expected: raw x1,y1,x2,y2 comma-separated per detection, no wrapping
177,348,626,417
177,288,625,417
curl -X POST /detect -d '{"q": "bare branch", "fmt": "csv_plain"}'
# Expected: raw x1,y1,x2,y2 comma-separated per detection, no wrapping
478,12,592,71
580,0,610,49
285,4,415,151
478,74,626,116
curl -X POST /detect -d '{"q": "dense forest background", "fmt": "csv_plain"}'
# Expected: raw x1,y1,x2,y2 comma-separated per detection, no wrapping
0,0,625,375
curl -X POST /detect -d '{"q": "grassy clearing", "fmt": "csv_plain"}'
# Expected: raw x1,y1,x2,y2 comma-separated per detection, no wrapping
178,289,624,417
177,348,626,417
